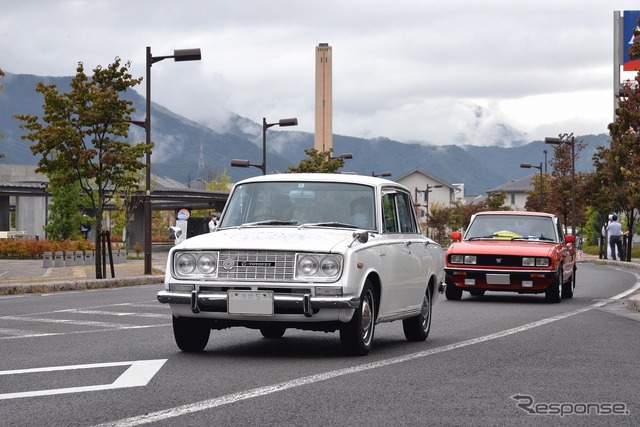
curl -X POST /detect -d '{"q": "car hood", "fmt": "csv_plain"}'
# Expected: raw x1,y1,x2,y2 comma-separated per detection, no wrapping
448,240,559,257
172,227,359,253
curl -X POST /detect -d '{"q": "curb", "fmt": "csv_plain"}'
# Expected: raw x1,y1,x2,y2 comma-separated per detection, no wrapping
628,294,640,312
580,257,640,313
0,275,164,296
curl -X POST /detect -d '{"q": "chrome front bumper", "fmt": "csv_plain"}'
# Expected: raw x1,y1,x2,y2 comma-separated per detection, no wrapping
157,289,360,317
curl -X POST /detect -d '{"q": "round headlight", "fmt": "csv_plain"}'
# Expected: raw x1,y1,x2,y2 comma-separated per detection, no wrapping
176,253,196,275
197,253,217,274
320,256,340,277
298,255,319,276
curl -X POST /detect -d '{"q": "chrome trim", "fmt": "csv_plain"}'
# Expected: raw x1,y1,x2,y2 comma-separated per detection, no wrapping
157,290,360,312
444,267,556,275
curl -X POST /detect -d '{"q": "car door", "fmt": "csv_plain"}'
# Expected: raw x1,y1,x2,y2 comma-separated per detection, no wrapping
377,189,426,318
555,218,576,282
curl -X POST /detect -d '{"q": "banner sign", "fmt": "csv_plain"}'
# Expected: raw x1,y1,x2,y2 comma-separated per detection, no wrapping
623,10,640,71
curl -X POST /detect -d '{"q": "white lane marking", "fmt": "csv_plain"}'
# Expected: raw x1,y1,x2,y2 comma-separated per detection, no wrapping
64,310,167,319
0,328,34,336
0,323,170,340
0,359,167,400
93,306,596,427
0,300,162,320
1,316,136,329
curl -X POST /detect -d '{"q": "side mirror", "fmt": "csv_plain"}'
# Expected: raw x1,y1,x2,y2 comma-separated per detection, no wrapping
565,235,576,244
451,231,462,241
352,230,369,244
168,226,183,240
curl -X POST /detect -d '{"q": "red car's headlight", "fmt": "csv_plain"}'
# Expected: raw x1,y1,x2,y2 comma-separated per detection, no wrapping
450,255,476,264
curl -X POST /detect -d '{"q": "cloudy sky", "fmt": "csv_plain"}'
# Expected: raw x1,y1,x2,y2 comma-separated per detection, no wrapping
2,0,638,146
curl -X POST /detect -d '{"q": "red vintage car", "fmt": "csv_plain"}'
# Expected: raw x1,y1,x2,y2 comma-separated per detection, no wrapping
444,211,576,303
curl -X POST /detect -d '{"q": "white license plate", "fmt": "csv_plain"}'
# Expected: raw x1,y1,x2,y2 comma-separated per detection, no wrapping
228,291,274,315
486,274,510,285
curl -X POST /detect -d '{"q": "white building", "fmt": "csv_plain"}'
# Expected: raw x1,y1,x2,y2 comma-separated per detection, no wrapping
486,174,536,210
395,168,459,234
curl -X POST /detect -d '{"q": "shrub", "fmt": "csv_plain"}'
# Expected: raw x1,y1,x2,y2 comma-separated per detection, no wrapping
0,238,96,259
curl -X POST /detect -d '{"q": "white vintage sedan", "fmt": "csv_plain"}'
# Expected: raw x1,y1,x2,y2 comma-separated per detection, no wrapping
158,173,445,356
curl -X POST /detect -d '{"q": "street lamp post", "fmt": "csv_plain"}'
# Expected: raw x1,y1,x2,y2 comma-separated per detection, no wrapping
545,134,576,235
232,117,298,175
415,184,442,235
329,153,353,160
134,46,201,275
520,162,544,211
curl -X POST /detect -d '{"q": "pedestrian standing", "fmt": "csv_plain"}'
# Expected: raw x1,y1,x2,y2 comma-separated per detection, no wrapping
607,214,624,261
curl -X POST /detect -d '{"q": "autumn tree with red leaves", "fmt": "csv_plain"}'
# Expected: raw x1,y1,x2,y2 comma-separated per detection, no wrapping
593,20,640,261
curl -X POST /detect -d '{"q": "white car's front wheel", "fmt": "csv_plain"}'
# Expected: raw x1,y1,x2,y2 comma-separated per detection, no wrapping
173,316,210,352
402,285,432,342
340,281,376,356
260,325,286,339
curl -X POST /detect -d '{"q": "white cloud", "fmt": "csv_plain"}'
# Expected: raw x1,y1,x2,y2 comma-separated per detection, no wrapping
2,0,637,146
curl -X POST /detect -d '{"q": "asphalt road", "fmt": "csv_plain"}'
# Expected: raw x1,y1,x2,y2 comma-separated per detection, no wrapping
0,262,639,426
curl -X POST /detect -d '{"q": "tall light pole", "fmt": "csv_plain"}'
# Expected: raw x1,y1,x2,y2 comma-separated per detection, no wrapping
415,184,442,235
520,162,543,211
232,117,298,175
545,133,576,235
132,46,201,275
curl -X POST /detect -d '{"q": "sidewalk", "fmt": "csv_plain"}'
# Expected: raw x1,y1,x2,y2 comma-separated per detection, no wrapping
0,253,167,295
581,253,640,312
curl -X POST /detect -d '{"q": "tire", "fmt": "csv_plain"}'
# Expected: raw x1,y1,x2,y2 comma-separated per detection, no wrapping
340,281,376,356
260,325,286,339
545,269,562,303
403,286,432,342
445,276,463,300
469,290,486,297
173,316,210,352
562,266,576,299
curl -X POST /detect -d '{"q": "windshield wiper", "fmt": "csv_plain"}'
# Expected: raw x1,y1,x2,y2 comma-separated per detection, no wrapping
468,235,498,240
529,236,555,241
299,222,361,229
239,220,297,228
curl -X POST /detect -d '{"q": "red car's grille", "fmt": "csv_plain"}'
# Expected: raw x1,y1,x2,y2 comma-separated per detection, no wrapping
475,255,523,267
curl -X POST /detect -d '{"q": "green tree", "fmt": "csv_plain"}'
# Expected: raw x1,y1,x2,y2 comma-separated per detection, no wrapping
207,169,232,191
485,190,509,211
109,169,143,243
44,177,86,241
545,136,589,234
14,58,148,278
427,203,452,244
287,148,346,173
523,172,549,213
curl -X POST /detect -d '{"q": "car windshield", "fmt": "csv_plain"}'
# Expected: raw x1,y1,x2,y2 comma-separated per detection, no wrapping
220,181,376,230
465,214,558,242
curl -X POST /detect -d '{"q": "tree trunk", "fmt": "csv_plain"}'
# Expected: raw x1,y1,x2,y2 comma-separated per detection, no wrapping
626,215,635,262
94,207,103,279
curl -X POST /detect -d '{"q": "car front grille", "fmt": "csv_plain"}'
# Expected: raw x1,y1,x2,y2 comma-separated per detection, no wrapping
476,255,523,267
217,250,295,281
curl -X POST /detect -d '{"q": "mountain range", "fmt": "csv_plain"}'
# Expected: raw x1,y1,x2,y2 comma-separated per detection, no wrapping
0,72,609,195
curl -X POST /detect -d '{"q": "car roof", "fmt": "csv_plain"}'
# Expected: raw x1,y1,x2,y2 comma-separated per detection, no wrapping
235,173,406,190
474,211,556,219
